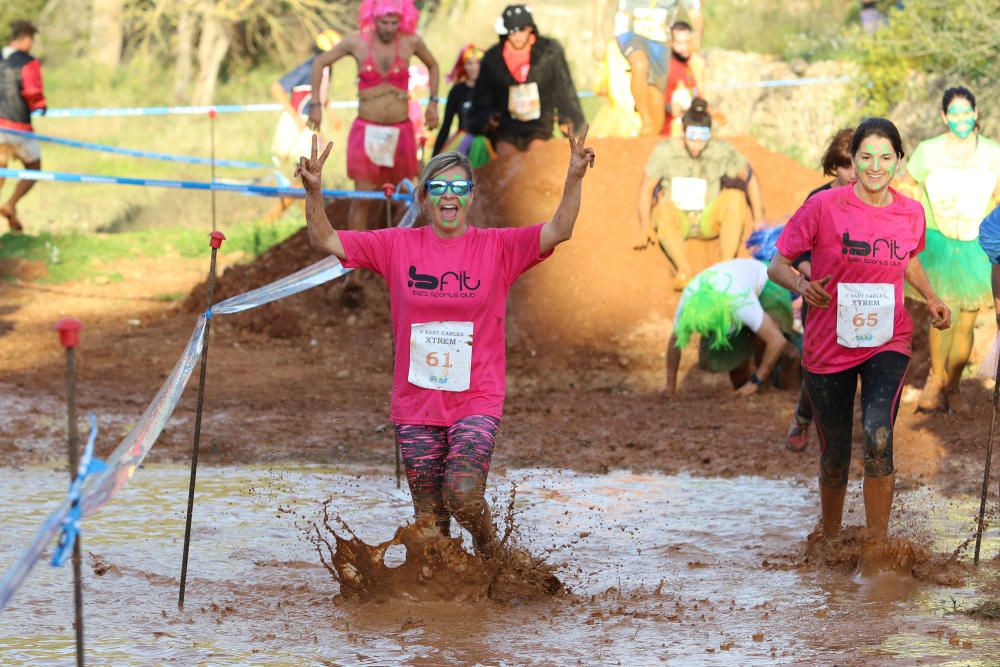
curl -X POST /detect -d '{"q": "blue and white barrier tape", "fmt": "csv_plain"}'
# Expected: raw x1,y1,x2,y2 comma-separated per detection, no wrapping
32,79,849,120
0,167,415,201
51,414,107,567
706,75,851,92
0,200,421,613
0,127,267,169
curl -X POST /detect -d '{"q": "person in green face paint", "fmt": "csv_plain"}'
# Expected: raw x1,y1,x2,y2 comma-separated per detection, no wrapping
898,87,1000,413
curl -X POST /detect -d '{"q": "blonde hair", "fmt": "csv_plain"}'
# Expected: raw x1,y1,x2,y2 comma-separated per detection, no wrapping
416,151,475,204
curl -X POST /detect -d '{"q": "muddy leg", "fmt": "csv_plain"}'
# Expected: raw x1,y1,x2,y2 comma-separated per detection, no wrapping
819,483,847,537
859,351,907,533
395,424,451,535
652,197,691,283
442,415,501,557
944,310,978,398
862,473,894,540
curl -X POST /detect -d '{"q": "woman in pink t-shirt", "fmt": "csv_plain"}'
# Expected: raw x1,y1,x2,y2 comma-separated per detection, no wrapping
769,118,951,572
296,130,595,556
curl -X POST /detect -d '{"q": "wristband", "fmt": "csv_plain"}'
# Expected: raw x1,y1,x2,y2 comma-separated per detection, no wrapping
750,373,764,386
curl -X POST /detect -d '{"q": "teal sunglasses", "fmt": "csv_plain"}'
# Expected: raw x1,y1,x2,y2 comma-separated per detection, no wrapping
425,179,473,196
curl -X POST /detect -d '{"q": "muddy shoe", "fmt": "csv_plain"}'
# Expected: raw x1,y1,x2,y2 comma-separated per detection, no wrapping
916,373,948,413
786,415,810,452
857,539,915,577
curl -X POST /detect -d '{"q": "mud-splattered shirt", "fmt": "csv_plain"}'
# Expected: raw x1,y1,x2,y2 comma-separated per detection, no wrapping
777,185,926,374
340,223,551,426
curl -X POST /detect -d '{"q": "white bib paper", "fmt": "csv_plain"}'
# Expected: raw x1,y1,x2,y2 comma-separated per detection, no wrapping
924,167,997,241
363,124,400,168
408,321,473,392
508,83,541,122
670,176,708,211
836,283,894,348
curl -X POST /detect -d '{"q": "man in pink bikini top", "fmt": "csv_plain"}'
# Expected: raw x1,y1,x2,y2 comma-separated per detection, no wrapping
307,0,440,232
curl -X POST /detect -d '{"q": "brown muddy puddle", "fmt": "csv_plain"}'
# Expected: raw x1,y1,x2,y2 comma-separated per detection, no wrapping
2,466,999,665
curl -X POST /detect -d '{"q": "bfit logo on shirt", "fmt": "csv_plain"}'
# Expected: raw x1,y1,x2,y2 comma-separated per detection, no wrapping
841,232,908,263
407,266,481,297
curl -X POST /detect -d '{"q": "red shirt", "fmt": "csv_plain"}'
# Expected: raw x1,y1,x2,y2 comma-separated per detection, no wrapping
661,55,697,137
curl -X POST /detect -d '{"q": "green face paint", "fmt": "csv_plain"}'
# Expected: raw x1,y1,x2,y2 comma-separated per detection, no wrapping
428,185,470,228
854,141,896,193
946,101,975,139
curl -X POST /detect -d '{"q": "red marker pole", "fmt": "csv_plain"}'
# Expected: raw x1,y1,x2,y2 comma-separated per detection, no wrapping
381,183,402,489
55,318,85,667
178,230,226,608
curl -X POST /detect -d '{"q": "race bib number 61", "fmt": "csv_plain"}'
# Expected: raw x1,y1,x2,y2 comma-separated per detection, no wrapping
836,282,894,348
408,321,473,392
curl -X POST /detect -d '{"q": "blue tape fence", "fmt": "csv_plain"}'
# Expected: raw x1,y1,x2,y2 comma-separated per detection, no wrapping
51,414,107,568
0,167,415,202
0,200,421,613
0,127,267,169
30,77,848,119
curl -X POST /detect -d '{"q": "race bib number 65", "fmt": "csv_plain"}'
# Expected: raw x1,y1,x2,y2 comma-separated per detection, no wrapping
836,282,894,348
408,321,473,392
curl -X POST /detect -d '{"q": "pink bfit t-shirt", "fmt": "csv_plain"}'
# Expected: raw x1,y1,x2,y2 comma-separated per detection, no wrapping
340,223,552,426
776,185,926,374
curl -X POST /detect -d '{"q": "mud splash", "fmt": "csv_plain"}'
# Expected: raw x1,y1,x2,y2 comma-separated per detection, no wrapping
311,499,562,604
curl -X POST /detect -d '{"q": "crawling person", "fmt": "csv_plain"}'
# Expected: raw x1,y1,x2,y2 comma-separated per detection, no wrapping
296,128,595,556
665,257,798,397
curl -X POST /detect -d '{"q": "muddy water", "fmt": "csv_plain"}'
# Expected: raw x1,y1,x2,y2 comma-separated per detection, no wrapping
1,466,998,666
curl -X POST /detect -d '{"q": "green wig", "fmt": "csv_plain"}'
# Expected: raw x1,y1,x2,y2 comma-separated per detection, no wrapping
674,272,754,351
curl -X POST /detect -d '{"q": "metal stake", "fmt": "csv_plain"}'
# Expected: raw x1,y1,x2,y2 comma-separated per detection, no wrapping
974,336,1000,564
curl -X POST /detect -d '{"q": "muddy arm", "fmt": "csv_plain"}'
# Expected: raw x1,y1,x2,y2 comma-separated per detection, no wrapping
666,333,681,396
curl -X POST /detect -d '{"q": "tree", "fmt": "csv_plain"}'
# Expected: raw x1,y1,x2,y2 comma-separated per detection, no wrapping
854,0,1000,117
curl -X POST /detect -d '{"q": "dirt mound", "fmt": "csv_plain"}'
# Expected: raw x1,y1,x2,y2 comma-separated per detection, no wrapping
190,136,823,353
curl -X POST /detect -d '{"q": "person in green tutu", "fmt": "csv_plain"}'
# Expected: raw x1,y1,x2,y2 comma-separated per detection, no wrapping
898,87,1000,412
665,257,798,397
432,44,496,168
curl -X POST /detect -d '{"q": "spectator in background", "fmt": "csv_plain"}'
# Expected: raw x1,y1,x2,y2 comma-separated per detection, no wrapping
635,98,764,289
662,20,703,137
433,44,495,168
307,0,439,232
267,29,342,221
595,0,704,136
0,20,47,233
468,4,585,159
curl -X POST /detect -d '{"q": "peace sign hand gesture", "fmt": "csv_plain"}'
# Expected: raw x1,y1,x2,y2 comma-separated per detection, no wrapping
294,134,333,196
566,123,596,182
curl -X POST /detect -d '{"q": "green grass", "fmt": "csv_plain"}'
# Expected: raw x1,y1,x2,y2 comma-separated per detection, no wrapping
0,210,304,284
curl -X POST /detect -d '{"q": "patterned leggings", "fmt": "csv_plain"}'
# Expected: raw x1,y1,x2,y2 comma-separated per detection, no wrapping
394,415,500,550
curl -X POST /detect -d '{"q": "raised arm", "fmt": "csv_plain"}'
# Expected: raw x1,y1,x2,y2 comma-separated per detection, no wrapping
540,124,596,254
295,135,346,259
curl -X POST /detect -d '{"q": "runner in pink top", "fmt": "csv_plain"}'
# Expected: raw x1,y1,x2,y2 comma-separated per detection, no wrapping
769,118,951,574
296,129,596,556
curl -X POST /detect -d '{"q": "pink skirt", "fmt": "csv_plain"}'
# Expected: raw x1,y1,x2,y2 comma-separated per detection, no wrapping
347,117,419,186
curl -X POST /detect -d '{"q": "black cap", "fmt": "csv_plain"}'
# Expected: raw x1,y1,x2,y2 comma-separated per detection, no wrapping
501,5,535,33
